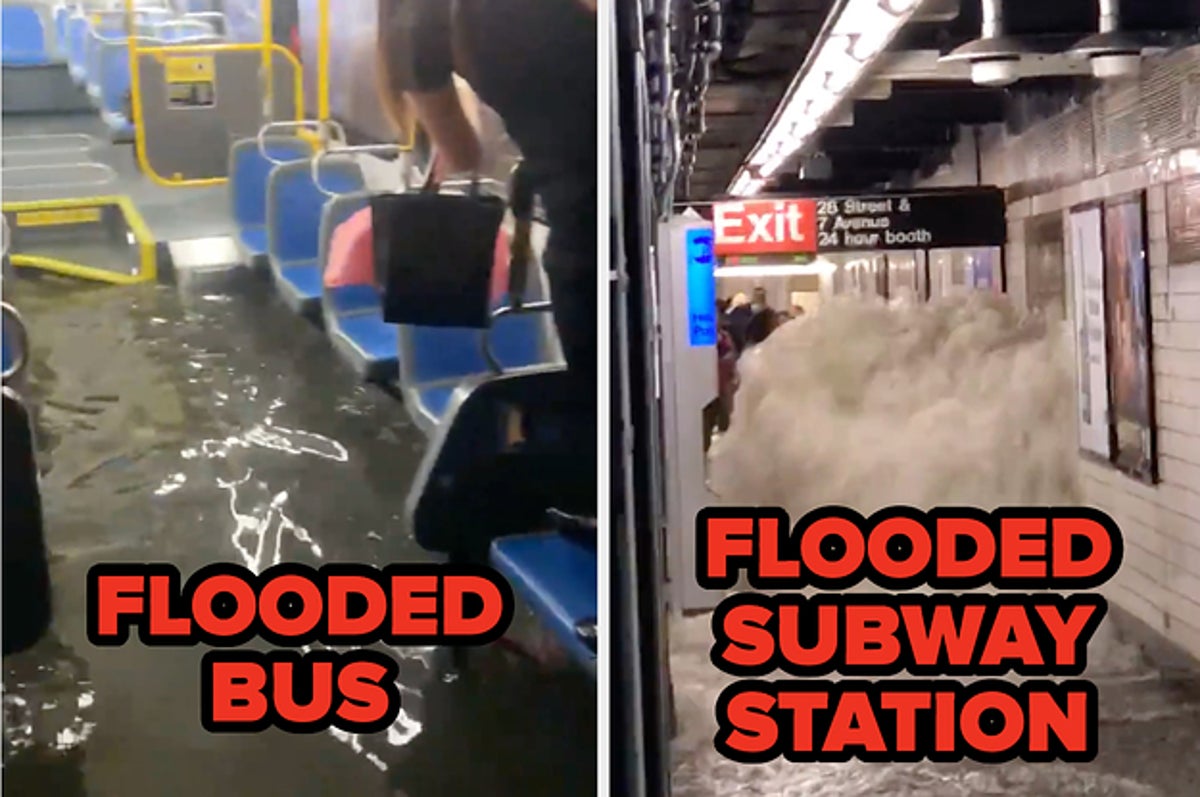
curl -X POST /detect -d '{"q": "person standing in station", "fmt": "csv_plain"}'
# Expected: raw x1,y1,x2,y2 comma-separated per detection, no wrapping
726,291,753,353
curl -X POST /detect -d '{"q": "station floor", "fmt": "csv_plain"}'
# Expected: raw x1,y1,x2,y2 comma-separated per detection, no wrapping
3,271,596,796
670,609,1200,796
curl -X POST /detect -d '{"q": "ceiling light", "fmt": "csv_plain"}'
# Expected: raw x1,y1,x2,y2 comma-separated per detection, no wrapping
939,0,1048,87
1064,0,1175,79
729,171,766,196
730,0,919,194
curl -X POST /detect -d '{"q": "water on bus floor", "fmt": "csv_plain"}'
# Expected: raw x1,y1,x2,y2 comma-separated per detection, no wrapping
673,293,1200,797
2,273,595,797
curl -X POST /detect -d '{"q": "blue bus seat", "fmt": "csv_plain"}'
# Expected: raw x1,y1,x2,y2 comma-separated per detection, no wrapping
228,137,314,268
406,364,596,564
66,12,87,83
266,159,366,317
334,314,399,383
85,24,124,103
98,38,137,142
317,193,399,382
328,283,381,316
2,5,51,66
52,4,71,58
490,533,597,678
398,301,555,435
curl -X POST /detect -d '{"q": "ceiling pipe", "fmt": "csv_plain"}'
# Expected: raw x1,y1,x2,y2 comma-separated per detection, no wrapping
980,0,1000,40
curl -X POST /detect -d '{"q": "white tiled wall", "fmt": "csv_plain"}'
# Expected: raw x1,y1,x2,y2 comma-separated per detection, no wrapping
920,115,1200,661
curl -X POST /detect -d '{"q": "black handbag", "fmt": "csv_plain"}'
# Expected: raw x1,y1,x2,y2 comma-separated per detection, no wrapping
373,157,507,329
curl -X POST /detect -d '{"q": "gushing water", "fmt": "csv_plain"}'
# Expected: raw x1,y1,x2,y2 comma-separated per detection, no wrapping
672,294,1172,796
710,293,1078,513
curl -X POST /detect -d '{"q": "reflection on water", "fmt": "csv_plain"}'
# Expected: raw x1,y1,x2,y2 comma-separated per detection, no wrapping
217,470,325,571
5,637,97,774
184,422,350,464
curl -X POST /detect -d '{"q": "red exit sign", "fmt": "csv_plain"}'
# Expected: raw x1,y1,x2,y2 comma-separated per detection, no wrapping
712,199,818,256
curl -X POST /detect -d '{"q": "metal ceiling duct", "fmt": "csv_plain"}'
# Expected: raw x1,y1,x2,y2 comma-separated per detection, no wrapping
910,0,961,24
940,0,1054,87
1067,0,1173,79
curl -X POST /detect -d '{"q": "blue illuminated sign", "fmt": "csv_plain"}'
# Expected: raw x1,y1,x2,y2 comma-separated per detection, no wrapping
686,227,717,347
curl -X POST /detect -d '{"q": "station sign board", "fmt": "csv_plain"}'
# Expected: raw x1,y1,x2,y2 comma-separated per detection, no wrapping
708,187,1007,257
685,227,718,347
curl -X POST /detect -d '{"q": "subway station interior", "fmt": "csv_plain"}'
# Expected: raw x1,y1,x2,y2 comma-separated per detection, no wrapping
3,0,1200,796
613,0,1200,795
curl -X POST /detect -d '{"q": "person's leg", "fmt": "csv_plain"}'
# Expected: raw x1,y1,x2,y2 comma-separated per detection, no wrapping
544,250,597,397
541,244,599,518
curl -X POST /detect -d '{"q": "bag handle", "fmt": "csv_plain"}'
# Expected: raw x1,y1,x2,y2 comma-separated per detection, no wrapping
505,160,535,307
480,161,554,375
420,151,442,193
420,149,484,197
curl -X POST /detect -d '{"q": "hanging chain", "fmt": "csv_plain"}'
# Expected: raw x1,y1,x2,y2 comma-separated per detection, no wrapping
644,0,723,213
643,0,677,219
674,0,722,201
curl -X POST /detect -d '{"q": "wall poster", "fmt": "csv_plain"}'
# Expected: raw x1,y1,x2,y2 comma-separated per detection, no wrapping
1068,204,1112,460
1103,193,1158,484
1025,212,1067,321
1167,174,1200,265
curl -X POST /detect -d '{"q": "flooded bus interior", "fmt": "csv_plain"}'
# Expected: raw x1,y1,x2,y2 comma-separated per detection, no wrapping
2,1,596,795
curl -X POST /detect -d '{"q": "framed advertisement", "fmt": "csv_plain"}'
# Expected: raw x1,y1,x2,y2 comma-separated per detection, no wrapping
1026,212,1067,321
1069,203,1113,460
1103,192,1158,484
1167,174,1200,265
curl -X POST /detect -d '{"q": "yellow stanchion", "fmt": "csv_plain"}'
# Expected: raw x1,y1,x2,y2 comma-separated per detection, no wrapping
317,0,330,123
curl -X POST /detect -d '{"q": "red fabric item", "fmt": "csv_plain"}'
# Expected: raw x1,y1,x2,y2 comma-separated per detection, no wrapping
717,326,738,402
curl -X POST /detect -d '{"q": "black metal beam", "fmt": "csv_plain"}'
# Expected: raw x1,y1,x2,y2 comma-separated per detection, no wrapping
818,123,957,153
852,89,1006,128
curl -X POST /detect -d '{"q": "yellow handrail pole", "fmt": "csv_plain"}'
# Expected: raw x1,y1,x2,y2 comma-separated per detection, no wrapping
317,0,330,125
261,0,274,115
123,0,147,175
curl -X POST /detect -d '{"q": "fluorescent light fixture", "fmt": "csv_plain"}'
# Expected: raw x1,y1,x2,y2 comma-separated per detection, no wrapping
1177,148,1200,176
730,171,765,195
730,0,922,195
